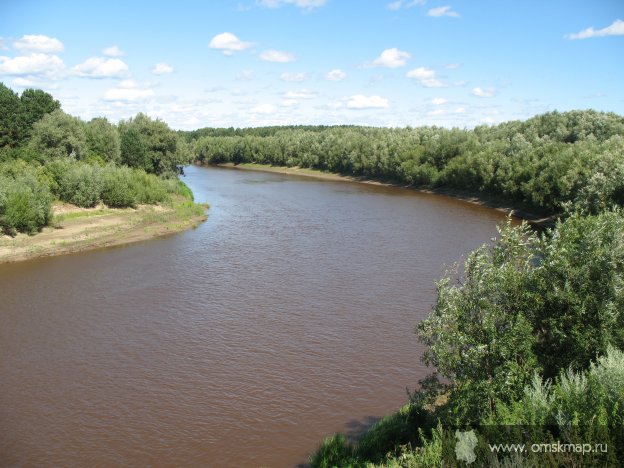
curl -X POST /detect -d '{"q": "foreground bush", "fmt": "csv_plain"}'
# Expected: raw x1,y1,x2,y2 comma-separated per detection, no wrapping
311,348,624,467
311,211,624,467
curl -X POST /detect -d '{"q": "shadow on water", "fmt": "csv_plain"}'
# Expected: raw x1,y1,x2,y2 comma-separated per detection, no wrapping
294,415,382,467
344,416,382,443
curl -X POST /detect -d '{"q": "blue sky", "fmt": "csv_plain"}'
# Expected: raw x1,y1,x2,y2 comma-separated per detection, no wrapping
1,0,622,129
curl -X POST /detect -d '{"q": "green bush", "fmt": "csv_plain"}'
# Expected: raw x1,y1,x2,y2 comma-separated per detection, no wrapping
0,172,52,235
309,434,356,468
57,163,102,207
163,178,194,200
100,165,137,208
131,170,169,204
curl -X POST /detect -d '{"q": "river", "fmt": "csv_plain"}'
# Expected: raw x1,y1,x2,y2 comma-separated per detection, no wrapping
0,165,510,467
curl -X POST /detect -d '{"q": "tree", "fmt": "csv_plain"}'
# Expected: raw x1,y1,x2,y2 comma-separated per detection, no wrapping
0,83,21,149
29,109,87,160
119,113,189,176
19,88,61,140
85,117,121,163
417,220,541,423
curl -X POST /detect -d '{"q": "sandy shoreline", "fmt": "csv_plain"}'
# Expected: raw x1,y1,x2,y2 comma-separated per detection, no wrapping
215,162,555,227
0,196,208,264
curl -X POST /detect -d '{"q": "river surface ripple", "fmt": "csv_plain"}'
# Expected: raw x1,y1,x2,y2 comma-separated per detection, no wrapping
0,165,509,467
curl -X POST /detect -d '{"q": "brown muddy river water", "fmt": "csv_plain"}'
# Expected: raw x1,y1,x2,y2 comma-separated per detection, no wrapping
0,165,511,467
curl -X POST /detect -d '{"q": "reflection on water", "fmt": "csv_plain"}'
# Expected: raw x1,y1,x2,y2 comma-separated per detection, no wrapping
0,165,510,467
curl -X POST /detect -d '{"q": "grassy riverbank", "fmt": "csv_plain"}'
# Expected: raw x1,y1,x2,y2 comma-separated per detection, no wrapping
216,162,553,226
0,195,207,264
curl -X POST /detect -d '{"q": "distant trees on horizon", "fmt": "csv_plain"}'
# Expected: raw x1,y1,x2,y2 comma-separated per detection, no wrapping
187,109,624,215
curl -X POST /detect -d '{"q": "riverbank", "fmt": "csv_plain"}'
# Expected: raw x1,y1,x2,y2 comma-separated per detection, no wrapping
0,195,207,264
215,162,555,227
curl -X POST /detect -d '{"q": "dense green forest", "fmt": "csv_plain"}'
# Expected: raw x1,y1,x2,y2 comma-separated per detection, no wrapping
186,111,624,215
0,83,194,235
184,112,624,466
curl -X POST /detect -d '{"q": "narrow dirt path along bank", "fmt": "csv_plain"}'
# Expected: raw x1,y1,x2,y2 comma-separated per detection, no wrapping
216,162,556,227
0,196,207,264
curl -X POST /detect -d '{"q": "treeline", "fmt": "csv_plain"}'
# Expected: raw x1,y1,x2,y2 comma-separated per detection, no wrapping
0,83,194,235
187,110,624,214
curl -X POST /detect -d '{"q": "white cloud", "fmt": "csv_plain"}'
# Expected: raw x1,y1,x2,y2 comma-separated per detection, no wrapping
250,103,277,114
387,0,425,10
372,48,410,68
406,67,444,87
103,46,124,57
429,108,446,116
105,80,154,101
11,76,58,90
454,107,466,114
566,19,624,40
12,77,35,87
13,35,64,53
280,72,306,82
445,63,460,69
472,87,495,97
281,99,299,107
0,53,64,76
324,101,344,110
427,5,460,18
285,90,317,99
152,62,174,75
236,69,255,80
209,32,253,55
431,97,448,105
480,117,497,124
346,94,390,109
257,0,326,9
260,49,296,62
326,69,347,81
73,57,128,78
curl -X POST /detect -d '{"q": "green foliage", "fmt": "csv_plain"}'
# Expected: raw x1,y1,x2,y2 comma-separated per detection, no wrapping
119,113,191,175
417,220,542,423
29,109,87,160
417,211,624,422
532,210,624,377
19,88,61,140
85,117,121,164
489,347,624,465
100,165,137,208
163,179,194,200
55,162,103,207
355,404,430,463
0,83,60,150
188,110,624,214
309,434,357,468
0,163,52,235
130,170,170,205
0,83,22,149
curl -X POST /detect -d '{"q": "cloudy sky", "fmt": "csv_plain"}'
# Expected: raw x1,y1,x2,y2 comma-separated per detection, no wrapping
1,0,622,129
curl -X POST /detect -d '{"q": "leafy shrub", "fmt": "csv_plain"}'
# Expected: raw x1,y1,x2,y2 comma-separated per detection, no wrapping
163,178,194,200
0,171,52,235
56,162,102,207
29,109,87,161
100,165,137,208
309,434,356,468
131,170,169,204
